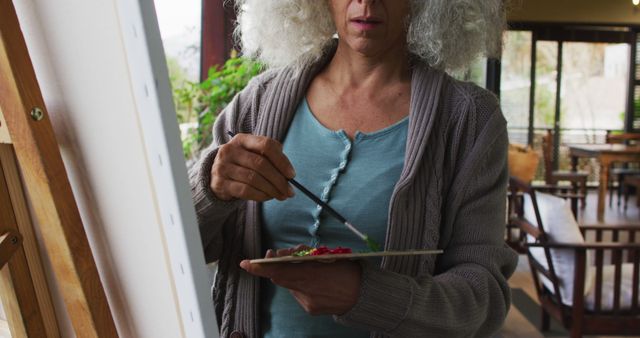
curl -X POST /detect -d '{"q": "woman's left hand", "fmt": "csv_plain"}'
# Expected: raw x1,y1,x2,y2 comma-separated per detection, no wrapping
239,249,362,315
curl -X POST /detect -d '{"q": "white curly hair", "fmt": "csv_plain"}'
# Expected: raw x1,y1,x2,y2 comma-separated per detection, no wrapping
234,0,506,71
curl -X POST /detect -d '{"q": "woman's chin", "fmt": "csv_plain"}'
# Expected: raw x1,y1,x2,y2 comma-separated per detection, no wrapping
338,36,404,59
341,40,384,57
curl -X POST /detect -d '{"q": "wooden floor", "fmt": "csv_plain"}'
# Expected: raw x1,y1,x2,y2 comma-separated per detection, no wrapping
577,189,640,225
497,190,640,337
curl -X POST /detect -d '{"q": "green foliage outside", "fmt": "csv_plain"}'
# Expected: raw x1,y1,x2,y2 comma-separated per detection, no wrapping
167,57,197,124
168,53,263,160
535,86,556,128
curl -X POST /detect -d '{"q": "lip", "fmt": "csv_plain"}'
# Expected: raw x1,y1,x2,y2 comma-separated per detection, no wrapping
349,16,383,31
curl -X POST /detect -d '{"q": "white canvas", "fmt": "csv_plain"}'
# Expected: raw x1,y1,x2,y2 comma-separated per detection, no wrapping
13,0,217,337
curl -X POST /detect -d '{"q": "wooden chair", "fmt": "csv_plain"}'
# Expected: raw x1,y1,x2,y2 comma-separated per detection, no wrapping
605,132,640,145
505,184,580,254
506,190,526,253
606,131,640,207
540,129,588,212
509,176,640,338
623,175,640,211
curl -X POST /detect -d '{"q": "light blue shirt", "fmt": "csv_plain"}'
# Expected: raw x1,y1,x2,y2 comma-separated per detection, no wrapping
260,99,408,337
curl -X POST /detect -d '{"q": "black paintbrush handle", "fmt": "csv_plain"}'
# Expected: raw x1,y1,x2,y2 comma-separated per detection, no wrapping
288,179,347,223
226,131,348,223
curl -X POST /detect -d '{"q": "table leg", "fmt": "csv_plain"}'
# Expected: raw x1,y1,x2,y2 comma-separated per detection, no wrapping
598,159,611,221
570,155,583,212
570,155,578,206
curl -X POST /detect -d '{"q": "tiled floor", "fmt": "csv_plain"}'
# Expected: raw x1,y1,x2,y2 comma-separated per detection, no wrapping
497,190,640,337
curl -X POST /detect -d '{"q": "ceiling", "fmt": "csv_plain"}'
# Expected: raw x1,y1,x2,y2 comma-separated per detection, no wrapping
508,0,640,25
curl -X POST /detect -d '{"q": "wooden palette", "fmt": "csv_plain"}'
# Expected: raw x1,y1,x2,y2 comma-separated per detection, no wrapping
249,249,443,264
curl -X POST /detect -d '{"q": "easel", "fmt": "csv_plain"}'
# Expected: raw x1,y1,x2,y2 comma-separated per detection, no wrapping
0,0,118,336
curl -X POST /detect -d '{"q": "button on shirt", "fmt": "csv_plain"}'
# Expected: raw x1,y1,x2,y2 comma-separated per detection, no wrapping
261,99,408,338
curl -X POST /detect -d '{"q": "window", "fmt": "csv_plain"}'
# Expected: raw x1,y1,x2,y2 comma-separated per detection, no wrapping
501,30,533,144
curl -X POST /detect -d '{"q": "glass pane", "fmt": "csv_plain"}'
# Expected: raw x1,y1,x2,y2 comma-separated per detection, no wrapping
528,41,559,179
154,0,201,82
451,56,487,87
561,42,629,142
154,0,201,159
501,30,532,144
633,33,640,131
636,32,640,79
534,41,558,131
466,56,488,87
634,86,640,130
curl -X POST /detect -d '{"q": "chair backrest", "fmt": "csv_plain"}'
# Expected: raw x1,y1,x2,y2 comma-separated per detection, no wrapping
605,131,640,145
508,176,567,305
508,176,549,243
510,179,640,335
541,129,554,183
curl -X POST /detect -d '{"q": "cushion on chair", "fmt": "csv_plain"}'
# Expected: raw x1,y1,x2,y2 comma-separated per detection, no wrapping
523,192,593,306
584,263,640,311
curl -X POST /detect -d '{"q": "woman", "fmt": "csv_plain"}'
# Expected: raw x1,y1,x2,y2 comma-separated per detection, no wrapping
190,0,518,337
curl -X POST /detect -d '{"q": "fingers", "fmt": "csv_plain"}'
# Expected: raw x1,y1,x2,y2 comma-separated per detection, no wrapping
210,133,296,201
289,291,322,315
293,244,311,252
239,247,301,279
276,244,314,257
276,248,296,256
234,134,296,179
211,177,271,202
239,253,303,285
217,162,287,201
239,257,362,316
227,151,292,197
239,259,280,279
266,249,276,258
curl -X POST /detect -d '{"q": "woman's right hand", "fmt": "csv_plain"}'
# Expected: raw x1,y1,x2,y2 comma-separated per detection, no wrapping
210,133,296,202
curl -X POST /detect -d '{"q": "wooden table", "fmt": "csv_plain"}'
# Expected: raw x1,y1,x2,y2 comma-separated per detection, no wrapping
568,144,640,221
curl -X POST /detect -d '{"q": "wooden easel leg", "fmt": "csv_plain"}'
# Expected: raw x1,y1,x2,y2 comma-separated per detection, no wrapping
0,0,118,336
0,144,60,337
0,145,54,337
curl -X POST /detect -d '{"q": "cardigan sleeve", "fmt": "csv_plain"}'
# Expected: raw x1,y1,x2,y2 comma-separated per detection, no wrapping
188,74,265,263
335,106,518,337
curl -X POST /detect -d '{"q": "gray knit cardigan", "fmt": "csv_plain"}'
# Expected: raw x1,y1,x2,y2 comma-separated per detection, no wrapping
189,49,518,338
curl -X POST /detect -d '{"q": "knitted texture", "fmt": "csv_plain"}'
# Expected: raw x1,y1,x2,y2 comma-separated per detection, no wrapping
189,49,518,337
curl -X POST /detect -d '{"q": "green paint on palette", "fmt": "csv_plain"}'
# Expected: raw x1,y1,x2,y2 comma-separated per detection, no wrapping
364,235,380,252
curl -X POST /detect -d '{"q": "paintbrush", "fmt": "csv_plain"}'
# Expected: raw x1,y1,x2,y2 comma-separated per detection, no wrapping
226,131,380,251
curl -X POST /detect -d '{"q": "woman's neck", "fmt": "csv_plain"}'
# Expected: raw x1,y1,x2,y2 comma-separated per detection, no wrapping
322,40,411,94
305,39,413,137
